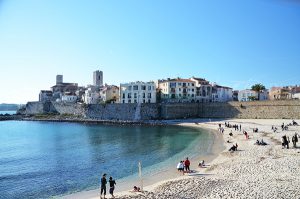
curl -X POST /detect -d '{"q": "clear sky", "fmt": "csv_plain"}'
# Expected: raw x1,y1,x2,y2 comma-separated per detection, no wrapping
0,0,299,104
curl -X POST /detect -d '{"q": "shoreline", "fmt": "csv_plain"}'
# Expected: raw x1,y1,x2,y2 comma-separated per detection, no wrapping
115,119,300,199
2,118,300,198
62,120,225,199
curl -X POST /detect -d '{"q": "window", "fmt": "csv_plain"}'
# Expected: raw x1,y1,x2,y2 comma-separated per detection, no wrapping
148,99,151,103
133,85,138,90
122,93,125,98
143,99,145,103
142,85,146,90
148,93,152,98
143,93,145,98
128,100,131,103
178,83,182,86
192,89,194,92
192,83,194,86
123,100,125,103
179,88,181,91
134,100,137,103
192,94,194,97
134,93,137,98
128,93,131,98
183,83,186,87
179,94,181,97
148,86,152,90
128,86,132,91
170,82,176,88
188,83,190,86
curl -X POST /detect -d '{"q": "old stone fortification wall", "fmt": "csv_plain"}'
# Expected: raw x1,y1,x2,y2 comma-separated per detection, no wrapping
200,100,300,119
25,100,300,120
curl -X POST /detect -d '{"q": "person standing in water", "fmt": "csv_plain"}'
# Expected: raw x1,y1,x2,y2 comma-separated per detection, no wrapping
109,176,116,198
100,174,107,199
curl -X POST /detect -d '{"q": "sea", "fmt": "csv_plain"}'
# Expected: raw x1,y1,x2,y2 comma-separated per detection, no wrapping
0,121,214,198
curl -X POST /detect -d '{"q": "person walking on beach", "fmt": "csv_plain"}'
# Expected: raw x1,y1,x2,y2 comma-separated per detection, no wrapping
184,157,190,173
109,176,116,198
100,174,107,199
292,133,298,148
177,161,184,175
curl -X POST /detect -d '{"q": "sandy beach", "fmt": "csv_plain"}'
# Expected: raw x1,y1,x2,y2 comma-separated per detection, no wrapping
65,119,300,199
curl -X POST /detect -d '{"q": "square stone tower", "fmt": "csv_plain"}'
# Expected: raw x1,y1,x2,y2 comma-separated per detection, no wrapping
56,75,63,85
93,70,103,86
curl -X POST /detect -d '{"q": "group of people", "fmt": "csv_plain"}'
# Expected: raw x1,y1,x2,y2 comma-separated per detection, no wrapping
176,157,191,174
224,122,242,131
100,174,116,199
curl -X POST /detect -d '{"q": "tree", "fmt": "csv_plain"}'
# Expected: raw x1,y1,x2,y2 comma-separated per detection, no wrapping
251,84,266,100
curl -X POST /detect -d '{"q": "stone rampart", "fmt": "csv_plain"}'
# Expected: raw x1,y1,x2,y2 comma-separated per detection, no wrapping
24,100,300,120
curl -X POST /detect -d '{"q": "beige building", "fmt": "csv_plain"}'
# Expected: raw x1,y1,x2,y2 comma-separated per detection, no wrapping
157,78,196,102
269,87,291,100
120,81,156,103
190,77,212,102
100,85,119,103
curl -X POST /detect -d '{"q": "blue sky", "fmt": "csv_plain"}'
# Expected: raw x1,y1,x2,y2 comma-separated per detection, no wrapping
0,0,299,104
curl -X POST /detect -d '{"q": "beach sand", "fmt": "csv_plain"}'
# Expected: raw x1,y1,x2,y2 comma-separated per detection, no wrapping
65,119,300,199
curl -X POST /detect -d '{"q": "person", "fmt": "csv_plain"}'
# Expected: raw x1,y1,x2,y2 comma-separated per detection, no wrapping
282,135,290,149
239,124,241,131
198,160,205,167
133,186,141,192
109,176,116,198
229,131,233,136
244,131,248,139
100,174,107,199
292,133,298,148
229,144,237,152
177,161,184,174
184,157,190,172
235,143,238,150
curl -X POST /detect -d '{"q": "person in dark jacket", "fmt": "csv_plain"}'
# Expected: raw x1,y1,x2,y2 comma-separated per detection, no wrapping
100,174,107,199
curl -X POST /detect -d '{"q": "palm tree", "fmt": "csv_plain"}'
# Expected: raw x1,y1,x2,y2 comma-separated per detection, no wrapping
251,84,266,100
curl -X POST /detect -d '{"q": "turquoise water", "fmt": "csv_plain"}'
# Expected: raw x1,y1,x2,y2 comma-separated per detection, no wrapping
0,121,212,199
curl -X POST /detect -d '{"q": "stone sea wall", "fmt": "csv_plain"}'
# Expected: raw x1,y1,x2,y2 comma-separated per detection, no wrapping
25,100,300,120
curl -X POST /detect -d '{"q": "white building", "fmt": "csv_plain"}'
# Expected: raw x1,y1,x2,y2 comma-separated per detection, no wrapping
120,81,156,103
157,78,196,102
211,84,233,102
238,89,258,101
100,85,120,103
61,95,77,103
83,87,100,104
238,89,269,101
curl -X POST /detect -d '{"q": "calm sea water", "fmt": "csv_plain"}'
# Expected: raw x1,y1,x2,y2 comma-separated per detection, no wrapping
0,111,16,115
0,121,213,199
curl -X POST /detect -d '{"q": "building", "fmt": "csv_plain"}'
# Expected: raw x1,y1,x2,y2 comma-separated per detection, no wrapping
100,85,119,103
93,70,103,87
232,90,239,101
83,88,100,104
211,84,233,102
120,81,156,103
190,77,212,103
51,75,78,101
39,90,53,102
238,89,258,101
269,86,300,100
269,87,290,100
157,78,196,103
61,94,77,103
